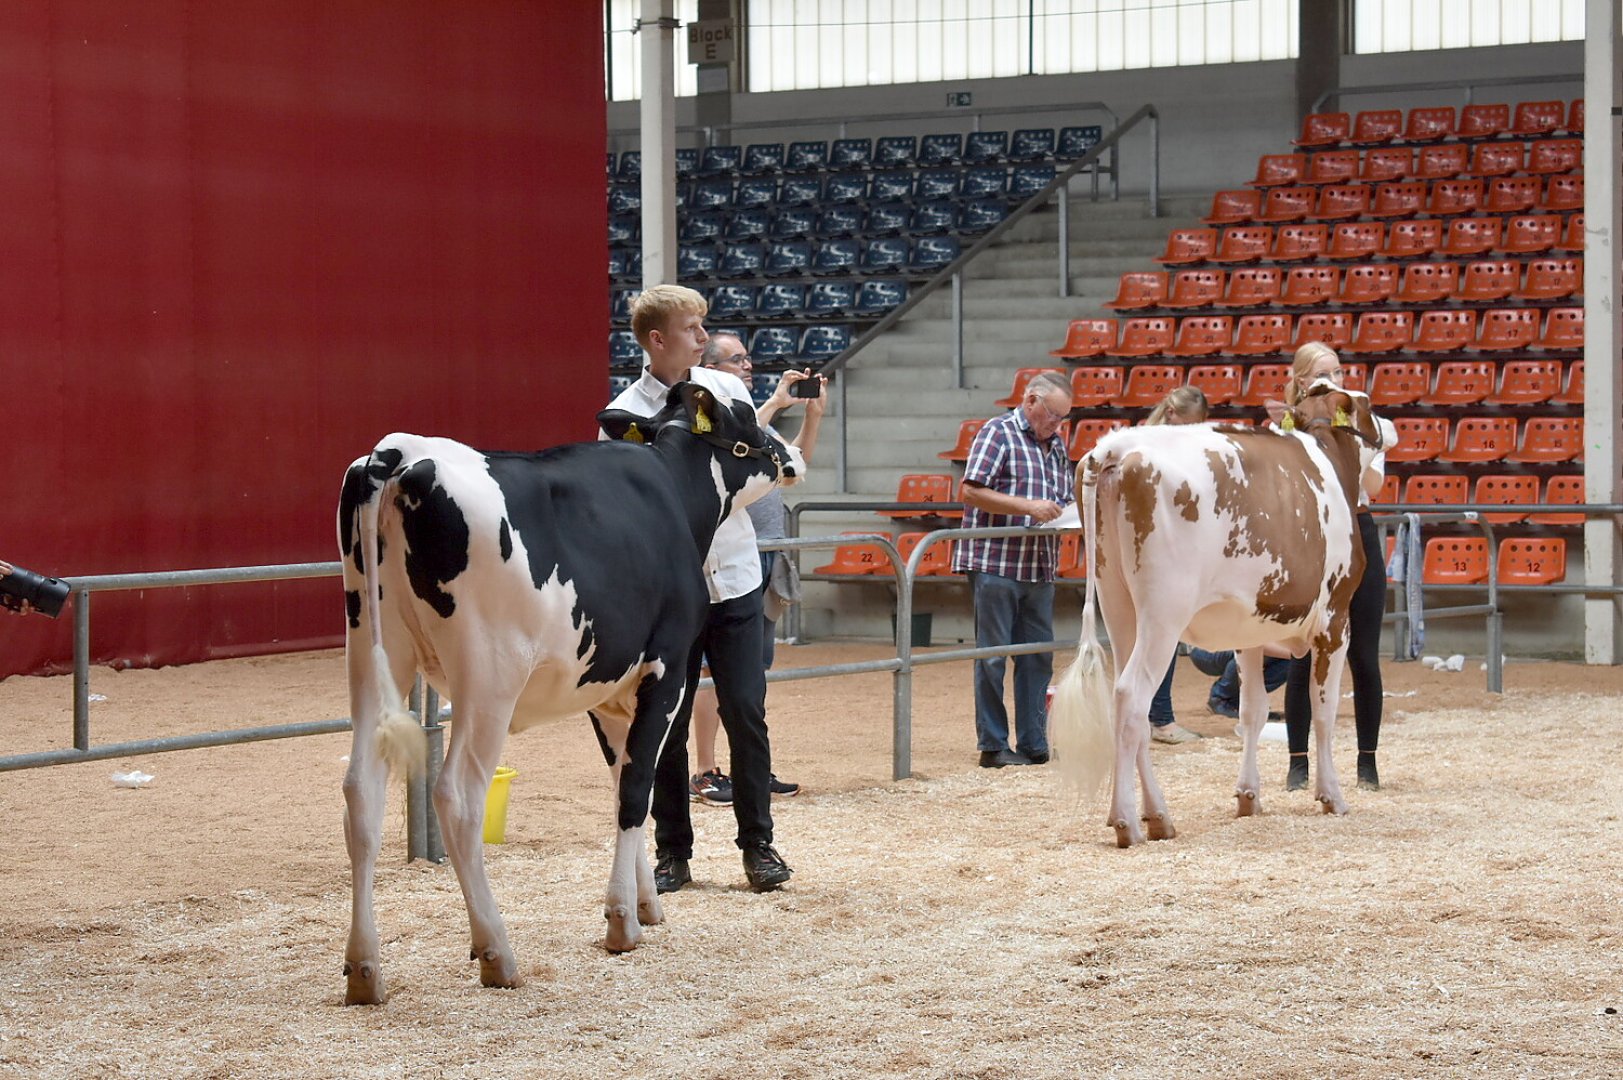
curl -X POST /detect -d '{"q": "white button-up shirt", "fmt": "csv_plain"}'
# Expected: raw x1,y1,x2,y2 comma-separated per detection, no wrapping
602,365,762,603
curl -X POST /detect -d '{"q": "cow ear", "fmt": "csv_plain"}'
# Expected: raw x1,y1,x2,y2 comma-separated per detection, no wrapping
598,409,648,443
680,383,718,435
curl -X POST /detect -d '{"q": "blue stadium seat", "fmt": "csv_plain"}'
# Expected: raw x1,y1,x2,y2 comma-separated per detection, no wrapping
727,208,771,242
608,214,639,247
861,237,910,272
909,235,960,272
786,140,828,172
799,324,851,360
865,201,910,236
815,205,863,237
675,147,699,179
764,240,813,277
699,145,742,176
869,171,914,202
806,281,856,317
963,130,1009,165
734,178,778,209
757,283,806,318
609,374,636,398
824,174,869,204
958,198,1009,234
719,241,765,278
679,243,721,279
606,151,615,176
691,179,734,211
674,182,692,209
608,247,641,281
749,326,800,361
1009,128,1056,162
909,199,957,235
608,185,641,215
610,289,632,321
742,142,784,174
875,134,917,169
779,176,824,206
855,279,908,314
679,211,726,244
749,379,775,407
830,137,873,170
1008,164,1057,200
919,132,962,166
609,330,641,365
959,166,1008,200
915,168,959,201
1056,125,1103,161
812,238,860,275
709,284,758,320
770,208,817,240
616,150,642,181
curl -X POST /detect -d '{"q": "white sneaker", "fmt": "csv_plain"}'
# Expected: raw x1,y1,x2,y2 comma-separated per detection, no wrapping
1151,723,1202,745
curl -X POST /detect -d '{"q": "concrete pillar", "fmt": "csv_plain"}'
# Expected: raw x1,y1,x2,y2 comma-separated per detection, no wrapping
1583,0,1622,664
692,0,737,142
1295,0,1346,121
639,0,678,288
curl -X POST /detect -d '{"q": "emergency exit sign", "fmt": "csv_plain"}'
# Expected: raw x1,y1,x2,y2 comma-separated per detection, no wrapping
688,19,735,63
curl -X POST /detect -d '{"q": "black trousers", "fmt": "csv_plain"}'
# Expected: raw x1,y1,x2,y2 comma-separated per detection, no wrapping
1286,510,1385,755
652,587,774,857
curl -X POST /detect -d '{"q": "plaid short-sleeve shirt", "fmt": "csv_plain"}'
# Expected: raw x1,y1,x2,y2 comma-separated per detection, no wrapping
950,408,1074,581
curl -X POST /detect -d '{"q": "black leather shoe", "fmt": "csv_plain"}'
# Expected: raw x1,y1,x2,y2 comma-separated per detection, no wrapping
654,853,691,894
1285,755,1309,791
741,843,792,892
1022,749,1050,765
1356,753,1380,791
978,749,1029,768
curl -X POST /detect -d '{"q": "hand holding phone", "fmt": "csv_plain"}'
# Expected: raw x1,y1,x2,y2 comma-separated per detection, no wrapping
790,373,824,399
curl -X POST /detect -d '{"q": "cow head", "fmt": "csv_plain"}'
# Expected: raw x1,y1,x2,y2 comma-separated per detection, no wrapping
1287,380,1382,452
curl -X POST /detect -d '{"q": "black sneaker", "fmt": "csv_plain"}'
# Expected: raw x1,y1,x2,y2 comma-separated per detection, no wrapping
689,769,733,805
742,843,793,892
768,774,800,797
654,852,691,894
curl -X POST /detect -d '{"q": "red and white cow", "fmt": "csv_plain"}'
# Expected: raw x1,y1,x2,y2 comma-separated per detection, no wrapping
336,383,801,1004
1049,383,1383,846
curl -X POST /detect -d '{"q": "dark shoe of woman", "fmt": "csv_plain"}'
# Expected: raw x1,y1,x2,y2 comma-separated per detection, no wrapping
1356,752,1380,791
1285,754,1309,791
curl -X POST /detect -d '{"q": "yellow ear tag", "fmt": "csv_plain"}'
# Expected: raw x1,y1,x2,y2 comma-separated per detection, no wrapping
623,423,644,444
692,407,714,435
1334,407,1350,427
1280,412,1296,433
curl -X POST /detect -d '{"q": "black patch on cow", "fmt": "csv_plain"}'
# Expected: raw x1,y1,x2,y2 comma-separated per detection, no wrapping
395,459,469,620
499,518,512,561
345,590,361,628
589,712,616,766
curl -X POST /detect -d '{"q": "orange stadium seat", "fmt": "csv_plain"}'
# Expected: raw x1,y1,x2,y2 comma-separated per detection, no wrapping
1248,153,1307,187
1394,261,1460,304
1280,265,1340,305
1418,357,1494,401
1505,417,1582,464
1404,105,1456,142
994,367,1049,407
1497,538,1567,586
878,474,959,519
1526,139,1583,175
1484,359,1562,406
1541,174,1583,212
1326,221,1385,260
1385,417,1450,462
1255,185,1317,223
1467,141,1524,178
1166,316,1233,357
1500,214,1561,256
1233,364,1291,407
1374,473,1400,506
1056,532,1088,579
1566,98,1585,134
1361,147,1414,183
1484,176,1543,215
1104,272,1168,311
1381,218,1442,259
1157,228,1218,265
1340,264,1399,305
895,531,956,577
1423,537,1490,586
1230,314,1293,356
1530,476,1584,526
1439,417,1517,463
938,418,988,461
1473,475,1540,524
1411,312,1480,356
1185,364,1243,404
1555,213,1585,253
1311,183,1370,221
1426,178,1485,217
1552,360,1584,405
1115,365,1184,407
1440,216,1502,258
1415,143,1469,180
1455,259,1521,303
1341,362,1367,392
1218,266,1283,308
1368,180,1426,218
1513,257,1581,302
1069,366,1125,408
1403,474,1468,506
1049,318,1118,359
1163,269,1226,308
1458,102,1510,139
1204,189,1261,224
812,533,887,575
1350,108,1402,145
1537,307,1583,351
1067,418,1129,460
1511,100,1565,137
1107,317,1177,357
1306,150,1361,185
1470,308,1540,352
1295,112,1350,147
1270,223,1330,261
1367,361,1432,407
1293,311,1353,351
1212,225,1274,263
1344,310,1414,353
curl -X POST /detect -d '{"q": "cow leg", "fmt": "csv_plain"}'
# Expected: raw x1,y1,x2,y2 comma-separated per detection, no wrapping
1311,644,1351,816
1232,648,1269,817
433,691,522,990
603,667,688,952
1112,627,1179,847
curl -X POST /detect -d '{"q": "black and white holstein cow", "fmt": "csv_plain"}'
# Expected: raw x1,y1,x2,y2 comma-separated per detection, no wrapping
337,382,801,1005
1050,382,1384,847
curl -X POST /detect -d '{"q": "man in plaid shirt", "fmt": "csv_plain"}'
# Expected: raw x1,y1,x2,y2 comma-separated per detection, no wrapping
951,371,1075,768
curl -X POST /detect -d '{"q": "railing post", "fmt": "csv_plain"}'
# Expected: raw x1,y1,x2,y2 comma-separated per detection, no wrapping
1058,183,1071,298
72,587,91,751
836,373,849,493
408,677,427,861
892,562,913,781
1149,110,1160,218
424,715,446,863
952,271,965,388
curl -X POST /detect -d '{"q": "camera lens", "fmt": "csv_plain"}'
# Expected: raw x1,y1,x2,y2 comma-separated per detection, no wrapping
0,565,71,619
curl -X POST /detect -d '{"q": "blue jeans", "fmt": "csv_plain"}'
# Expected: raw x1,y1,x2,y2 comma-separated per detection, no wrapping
1190,648,1292,708
1148,656,1177,727
970,571,1055,756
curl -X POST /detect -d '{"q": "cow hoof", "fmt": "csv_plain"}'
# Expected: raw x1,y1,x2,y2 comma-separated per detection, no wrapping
1235,789,1259,817
1144,814,1176,841
475,947,521,989
1318,795,1348,816
603,905,643,954
1110,819,1142,848
637,897,664,927
342,960,386,1006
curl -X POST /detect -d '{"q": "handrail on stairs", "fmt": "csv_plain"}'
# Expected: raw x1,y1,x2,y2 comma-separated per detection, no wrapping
817,103,1160,493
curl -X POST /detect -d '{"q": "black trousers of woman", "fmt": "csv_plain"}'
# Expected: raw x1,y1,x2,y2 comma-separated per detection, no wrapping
1285,510,1385,759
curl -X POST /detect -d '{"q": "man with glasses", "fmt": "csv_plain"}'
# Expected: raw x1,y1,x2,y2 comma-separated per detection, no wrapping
952,370,1075,768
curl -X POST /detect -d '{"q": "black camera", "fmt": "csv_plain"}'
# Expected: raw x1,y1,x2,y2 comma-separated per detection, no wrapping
0,563,71,619
790,373,825,399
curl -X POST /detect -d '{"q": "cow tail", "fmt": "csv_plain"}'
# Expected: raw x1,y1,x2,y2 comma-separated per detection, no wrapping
1049,454,1113,804
357,453,427,779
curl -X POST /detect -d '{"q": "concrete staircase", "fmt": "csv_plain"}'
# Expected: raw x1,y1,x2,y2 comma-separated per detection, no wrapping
784,190,1208,642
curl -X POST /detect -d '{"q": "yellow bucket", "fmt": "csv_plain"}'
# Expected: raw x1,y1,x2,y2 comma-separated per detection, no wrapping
483,766,518,844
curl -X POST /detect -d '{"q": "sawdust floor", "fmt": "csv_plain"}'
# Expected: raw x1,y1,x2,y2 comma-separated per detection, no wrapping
1,643,1620,1078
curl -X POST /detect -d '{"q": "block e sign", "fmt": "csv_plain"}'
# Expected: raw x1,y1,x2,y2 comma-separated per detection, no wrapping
688,19,735,64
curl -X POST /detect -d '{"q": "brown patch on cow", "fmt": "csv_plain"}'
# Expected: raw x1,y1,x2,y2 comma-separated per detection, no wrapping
1203,440,1328,625
1116,454,1163,572
1172,481,1200,522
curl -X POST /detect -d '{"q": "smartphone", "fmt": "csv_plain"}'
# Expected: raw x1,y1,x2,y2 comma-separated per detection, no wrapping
790,375,824,399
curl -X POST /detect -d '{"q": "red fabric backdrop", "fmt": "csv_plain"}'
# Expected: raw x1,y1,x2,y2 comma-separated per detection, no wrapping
0,2,607,677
